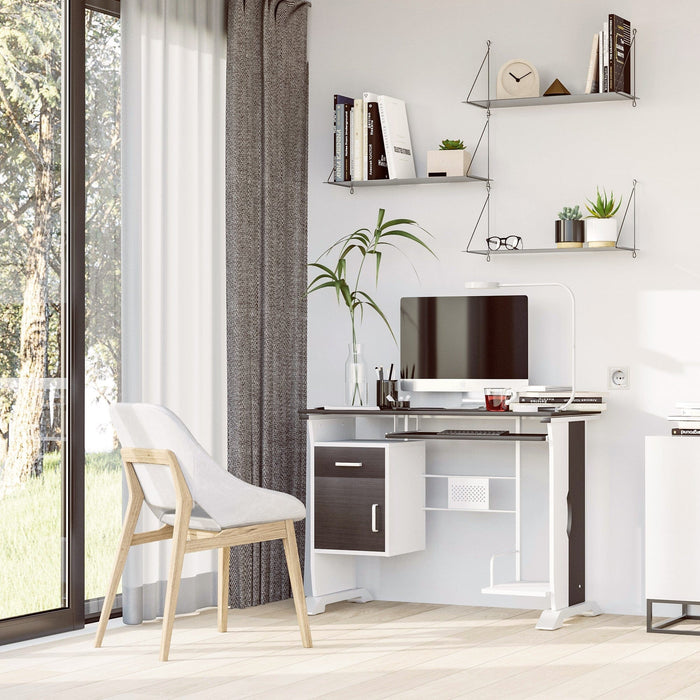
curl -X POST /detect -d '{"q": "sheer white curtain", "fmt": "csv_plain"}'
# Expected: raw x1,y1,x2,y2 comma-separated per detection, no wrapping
121,0,227,624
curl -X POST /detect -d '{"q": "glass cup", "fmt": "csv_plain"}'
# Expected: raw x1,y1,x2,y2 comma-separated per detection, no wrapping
484,388,513,412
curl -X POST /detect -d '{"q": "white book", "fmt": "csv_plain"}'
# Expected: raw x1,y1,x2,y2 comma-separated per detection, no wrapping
348,107,355,180
362,92,377,180
377,94,416,179
352,98,364,181
585,32,599,94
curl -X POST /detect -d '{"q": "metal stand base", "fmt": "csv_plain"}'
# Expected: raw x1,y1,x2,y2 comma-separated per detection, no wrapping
647,599,700,636
305,588,373,615
536,600,602,630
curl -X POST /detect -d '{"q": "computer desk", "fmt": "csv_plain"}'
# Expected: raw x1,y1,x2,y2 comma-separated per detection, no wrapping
302,407,601,630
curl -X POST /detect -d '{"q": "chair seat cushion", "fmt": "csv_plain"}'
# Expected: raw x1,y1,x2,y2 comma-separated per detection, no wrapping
159,480,305,531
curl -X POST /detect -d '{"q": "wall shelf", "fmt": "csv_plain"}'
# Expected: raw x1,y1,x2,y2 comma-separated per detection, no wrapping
465,91,637,110
327,174,489,193
468,245,637,257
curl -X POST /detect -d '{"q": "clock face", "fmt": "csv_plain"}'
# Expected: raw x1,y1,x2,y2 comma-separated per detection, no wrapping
497,60,540,99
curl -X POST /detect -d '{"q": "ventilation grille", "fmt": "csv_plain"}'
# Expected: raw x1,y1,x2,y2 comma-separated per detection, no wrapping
447,477,490,510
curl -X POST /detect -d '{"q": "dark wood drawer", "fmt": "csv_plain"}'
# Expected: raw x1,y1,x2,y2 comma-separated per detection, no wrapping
314,446,385,479
314,476,384,551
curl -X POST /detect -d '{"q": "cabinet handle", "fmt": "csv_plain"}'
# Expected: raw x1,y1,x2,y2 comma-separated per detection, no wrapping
335,461,362,467
371,503,379,533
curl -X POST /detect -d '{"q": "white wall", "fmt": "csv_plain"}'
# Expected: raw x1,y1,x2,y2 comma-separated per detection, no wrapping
307,0,700,615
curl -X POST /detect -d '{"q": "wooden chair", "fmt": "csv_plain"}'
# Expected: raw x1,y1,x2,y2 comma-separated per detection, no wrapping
94,404,311,661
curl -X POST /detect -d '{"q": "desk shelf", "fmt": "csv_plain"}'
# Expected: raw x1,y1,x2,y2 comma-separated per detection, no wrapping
425,507,515,514
482,581,551,598
385,430,547,442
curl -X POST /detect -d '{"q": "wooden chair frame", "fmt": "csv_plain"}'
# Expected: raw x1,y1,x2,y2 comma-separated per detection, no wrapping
95,447,312,660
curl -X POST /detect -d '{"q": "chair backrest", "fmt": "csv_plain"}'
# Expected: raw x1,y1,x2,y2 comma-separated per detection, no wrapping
111,403,228,529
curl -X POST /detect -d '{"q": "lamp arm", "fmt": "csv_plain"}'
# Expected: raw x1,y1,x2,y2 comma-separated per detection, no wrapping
498,282,576,411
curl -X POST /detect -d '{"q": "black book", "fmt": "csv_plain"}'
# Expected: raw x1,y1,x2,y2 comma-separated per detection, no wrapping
672,428,700,436
608,14,631,94
366,101,389,180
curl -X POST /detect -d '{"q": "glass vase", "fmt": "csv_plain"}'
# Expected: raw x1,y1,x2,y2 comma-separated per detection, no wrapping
345,343,369,406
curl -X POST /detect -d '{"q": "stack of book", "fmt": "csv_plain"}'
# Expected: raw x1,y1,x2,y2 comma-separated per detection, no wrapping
667,403,700,435
510,390,607,413
584,14,632,95
333,92,416,183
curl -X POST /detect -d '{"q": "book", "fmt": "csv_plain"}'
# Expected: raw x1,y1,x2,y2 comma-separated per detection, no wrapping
343,102,351,181
365,94,389,180
333,95,353,181
602,20,609,92
609,14,631,93
377,94,416,179
667,417,700,427
672,428,700,436
598,28,604,93
585,32,599,94
352,98,364,181
510,402,606,413
517,396,603,404
519,390,602,397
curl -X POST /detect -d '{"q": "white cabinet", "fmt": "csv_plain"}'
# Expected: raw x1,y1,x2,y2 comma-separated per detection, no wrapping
645,436,700,634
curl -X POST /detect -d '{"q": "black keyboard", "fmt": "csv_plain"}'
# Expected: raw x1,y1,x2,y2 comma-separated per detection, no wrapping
439,429,509,436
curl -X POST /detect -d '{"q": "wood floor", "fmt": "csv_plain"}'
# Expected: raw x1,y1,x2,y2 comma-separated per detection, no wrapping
1,600,700,699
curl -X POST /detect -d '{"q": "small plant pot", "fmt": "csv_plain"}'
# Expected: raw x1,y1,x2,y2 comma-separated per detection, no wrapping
585,218,618,247
426,149,472,177
555,220,584,248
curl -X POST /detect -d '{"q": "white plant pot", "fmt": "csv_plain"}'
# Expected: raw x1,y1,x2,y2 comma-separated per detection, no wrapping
585,217,618,247
426,149,472,177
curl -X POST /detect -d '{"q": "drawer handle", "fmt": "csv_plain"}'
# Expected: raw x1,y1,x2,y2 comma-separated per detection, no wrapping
335,461,362,467
371,503,379,533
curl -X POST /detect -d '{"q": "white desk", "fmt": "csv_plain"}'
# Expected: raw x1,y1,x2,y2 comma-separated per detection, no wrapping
303,408,601,630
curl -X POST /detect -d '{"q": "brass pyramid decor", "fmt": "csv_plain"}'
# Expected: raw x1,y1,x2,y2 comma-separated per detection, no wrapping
543,79,570,96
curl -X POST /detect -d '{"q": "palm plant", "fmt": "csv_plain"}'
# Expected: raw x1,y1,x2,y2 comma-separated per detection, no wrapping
308,208,435,346
308,208,435,404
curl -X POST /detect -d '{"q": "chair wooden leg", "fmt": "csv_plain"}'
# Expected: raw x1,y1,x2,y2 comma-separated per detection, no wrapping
282,519,312,648
217,546,230,633
160,515,189,661
95,487,144,648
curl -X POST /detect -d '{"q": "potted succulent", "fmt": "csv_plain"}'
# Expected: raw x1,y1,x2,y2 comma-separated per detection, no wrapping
426,139,472,178
307,208,435,406
585,188,621,247
555,205,584,248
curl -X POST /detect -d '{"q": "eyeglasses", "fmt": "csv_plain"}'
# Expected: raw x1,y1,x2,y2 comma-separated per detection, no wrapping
486,236,522,251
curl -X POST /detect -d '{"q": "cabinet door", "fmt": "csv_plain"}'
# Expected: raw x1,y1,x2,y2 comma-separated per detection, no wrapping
315,476,385,551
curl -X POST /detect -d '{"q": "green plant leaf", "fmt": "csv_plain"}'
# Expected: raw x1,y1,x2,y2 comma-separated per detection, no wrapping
379,229,438,257
356,290,397,344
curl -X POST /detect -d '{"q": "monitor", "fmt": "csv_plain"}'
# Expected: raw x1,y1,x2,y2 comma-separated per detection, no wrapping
399,295,529,393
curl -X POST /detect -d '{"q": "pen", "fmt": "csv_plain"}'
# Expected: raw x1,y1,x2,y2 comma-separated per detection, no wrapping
388,364,394,381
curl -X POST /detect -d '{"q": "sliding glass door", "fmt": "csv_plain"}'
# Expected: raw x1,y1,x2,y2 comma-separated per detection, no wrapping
0,0,85,643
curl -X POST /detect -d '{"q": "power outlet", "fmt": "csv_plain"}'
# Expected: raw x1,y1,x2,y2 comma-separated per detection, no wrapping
609,367,630,389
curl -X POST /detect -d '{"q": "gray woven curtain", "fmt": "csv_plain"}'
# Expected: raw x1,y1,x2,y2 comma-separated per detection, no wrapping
225,0,310,607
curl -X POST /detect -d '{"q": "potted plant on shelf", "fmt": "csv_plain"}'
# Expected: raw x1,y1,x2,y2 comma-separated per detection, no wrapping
585,188,621,247
307,208,435,406
555,205,584,248
426,139,472,178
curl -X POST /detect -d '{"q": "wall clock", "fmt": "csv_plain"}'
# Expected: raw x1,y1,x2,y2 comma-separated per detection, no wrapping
496,59,540,99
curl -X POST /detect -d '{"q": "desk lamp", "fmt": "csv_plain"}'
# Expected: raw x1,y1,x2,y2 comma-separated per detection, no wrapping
465,281,576,412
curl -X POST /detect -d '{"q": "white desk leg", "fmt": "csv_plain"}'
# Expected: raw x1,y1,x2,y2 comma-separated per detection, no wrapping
537,601,602,630
306,588,374,616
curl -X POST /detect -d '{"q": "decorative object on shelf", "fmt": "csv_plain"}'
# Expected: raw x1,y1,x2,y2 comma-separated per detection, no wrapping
555,205,584,248
543,79,570,96
486,235,522,251
466,281,577,412
426,139,472,178
307,208,435,405
448,477,490,510
585,187,621,247
496,59,540,99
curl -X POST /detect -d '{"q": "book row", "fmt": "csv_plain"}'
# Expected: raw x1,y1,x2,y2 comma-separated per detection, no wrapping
585,14,632,95
333,93,415,183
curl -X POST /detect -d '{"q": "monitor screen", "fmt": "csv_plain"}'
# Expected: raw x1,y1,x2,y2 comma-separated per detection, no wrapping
400,295,528,391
